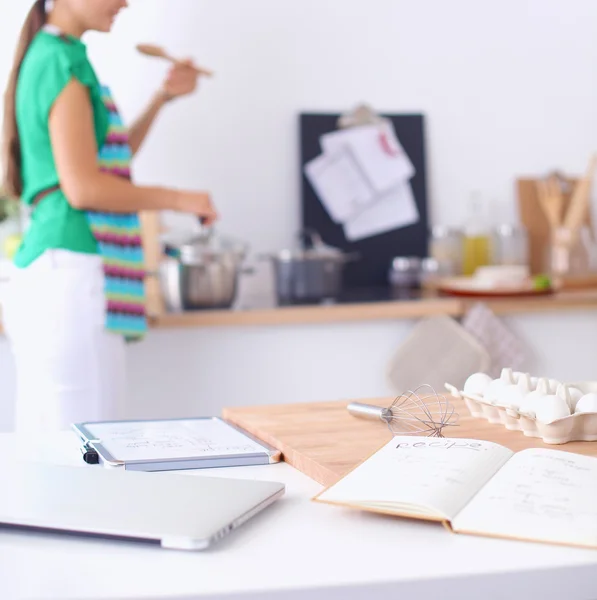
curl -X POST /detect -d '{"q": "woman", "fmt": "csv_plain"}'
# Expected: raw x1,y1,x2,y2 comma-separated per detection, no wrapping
2,0,217,432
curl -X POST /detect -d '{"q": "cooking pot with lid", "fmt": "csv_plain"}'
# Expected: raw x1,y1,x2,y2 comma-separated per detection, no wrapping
159,227,249,311
263,231,357,304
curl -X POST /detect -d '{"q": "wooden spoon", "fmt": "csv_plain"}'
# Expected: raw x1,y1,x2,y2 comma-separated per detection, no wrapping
136,43,214,77
563,154,597,234
536,177,561,229
547,172,564,225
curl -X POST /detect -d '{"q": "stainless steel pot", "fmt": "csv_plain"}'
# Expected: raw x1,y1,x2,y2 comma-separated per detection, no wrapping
263,231,356,304
159,228,248,311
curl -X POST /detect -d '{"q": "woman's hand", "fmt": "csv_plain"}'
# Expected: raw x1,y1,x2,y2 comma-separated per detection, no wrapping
160,60,200,101
175,191,218,226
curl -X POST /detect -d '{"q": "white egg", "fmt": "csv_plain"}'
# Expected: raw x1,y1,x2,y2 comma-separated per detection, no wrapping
519,378,553,417
498,374,532,409
463,373,492,396
520,391,543,417
485,369,517,404
498,384,526,409
517,373,533,394
556,384,571,408
485,379,507,404
534,395,571,424
567,387,584,411
575,393,597,414
555,385,585,411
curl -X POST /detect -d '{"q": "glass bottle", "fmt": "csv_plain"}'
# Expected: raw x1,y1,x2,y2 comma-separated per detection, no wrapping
429,226,463,276
462,192,491,276
491,225,529,267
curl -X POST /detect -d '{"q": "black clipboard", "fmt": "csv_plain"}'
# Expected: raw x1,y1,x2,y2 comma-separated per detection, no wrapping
300,113,429,289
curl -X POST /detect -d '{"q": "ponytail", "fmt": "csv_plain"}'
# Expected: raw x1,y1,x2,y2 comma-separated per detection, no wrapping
2,0,47,198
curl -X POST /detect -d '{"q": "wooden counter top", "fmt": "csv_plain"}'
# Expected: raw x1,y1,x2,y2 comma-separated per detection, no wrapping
149,289,597,329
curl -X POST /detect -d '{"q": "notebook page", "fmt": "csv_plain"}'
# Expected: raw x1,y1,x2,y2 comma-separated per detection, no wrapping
315,437,513,521
84,419,269,462
452,448,597,548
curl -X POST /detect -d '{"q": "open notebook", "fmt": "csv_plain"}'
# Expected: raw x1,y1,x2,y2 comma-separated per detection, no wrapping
313,437,597,550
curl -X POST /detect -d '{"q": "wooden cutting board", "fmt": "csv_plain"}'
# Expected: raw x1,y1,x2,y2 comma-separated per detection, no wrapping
223,396,597,486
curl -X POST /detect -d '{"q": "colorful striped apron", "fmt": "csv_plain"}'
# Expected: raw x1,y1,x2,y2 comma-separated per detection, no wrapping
85,86,147,341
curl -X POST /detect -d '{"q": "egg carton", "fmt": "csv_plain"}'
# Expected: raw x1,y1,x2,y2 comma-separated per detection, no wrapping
445,372,597,445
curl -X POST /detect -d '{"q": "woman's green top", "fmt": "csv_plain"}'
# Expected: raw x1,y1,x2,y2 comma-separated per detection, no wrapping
14,29,109,267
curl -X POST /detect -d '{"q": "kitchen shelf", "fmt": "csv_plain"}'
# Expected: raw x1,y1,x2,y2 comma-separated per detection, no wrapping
150,296,462,329
148,290,597,329
0,290,596,335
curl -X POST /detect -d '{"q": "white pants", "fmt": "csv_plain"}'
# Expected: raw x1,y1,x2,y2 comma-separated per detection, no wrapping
3,250,126,433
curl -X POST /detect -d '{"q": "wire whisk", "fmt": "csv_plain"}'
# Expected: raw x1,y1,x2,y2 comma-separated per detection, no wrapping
347,385,459,438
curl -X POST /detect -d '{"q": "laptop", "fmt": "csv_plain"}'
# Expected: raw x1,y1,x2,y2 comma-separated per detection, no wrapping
0,462,284,550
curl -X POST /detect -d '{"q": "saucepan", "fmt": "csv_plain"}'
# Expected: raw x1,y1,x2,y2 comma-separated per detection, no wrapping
261,231,358,304
159,227,250,311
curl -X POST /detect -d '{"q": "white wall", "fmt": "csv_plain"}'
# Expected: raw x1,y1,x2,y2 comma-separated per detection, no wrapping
97,0,597,236
2,0,597,431
3,0,597,241
1,309,597,431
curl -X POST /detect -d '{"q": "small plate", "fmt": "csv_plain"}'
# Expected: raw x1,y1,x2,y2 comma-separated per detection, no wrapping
437,277,553,298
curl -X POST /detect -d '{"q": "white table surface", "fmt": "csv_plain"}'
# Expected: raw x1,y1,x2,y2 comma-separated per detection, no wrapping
1,432,597,600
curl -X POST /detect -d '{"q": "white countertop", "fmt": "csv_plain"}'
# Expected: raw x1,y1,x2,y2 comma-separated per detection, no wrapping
1,432,597,600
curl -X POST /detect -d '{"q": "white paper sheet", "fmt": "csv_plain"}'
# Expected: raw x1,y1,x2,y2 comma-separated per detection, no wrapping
320,122,415,193
83,419,268,462
304,149,375,223
343,181,419,241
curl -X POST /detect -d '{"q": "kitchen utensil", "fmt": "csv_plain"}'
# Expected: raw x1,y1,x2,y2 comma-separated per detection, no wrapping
263,231,357,304
387,256,421,288
518,177,584,274
159,227,248,310
563,154,597,234
347,385,459,437
159,256,184,311
538,158,597,278
136,43,214,77
536,176,562,230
